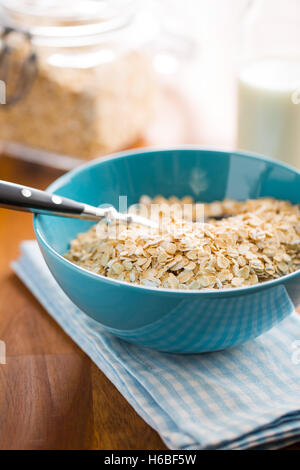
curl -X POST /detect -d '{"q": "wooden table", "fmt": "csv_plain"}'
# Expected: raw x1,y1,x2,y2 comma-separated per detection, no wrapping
0,155,166,450
0,155,299,450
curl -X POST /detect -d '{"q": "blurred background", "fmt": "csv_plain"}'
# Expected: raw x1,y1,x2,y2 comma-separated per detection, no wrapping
0,0,246,171
0,0,299,178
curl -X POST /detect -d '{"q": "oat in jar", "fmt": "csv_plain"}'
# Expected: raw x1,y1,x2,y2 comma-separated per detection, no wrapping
0,0,157,161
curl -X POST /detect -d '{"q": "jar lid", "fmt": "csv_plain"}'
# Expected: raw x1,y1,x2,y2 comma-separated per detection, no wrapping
0,0,138,46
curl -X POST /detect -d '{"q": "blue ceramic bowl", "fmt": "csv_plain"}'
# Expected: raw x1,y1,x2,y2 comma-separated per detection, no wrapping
34,148,300,353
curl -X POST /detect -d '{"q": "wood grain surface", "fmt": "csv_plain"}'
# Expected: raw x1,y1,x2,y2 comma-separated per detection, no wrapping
0,155,299,450
0,155,166,450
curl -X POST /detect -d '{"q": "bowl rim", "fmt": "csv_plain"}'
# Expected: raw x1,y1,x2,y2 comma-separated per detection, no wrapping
34,145,300,297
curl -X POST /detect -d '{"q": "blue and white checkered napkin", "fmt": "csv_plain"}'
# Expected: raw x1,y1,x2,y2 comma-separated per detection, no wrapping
13,241,300,450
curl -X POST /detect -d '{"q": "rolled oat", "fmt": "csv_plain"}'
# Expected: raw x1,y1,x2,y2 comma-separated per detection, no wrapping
0,35,155,159
64,196,300,290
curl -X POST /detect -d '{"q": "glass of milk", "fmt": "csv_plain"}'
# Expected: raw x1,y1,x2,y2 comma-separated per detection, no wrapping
237,0,300,168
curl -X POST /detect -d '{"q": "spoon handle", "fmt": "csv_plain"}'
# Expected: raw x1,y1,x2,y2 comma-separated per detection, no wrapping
0,179,106,220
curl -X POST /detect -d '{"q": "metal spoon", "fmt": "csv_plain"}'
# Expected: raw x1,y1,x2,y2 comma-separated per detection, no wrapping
0,180,158,229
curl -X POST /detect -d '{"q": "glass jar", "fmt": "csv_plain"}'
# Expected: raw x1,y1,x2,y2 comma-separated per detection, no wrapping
0,0,157,168
236,0,300,168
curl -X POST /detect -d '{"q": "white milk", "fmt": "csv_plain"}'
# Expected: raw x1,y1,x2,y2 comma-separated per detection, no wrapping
237,57,300,168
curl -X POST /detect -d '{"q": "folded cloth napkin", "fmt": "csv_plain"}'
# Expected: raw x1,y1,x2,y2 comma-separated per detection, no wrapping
12,241,300,450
